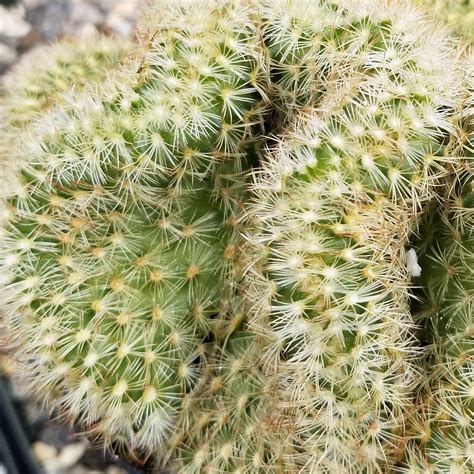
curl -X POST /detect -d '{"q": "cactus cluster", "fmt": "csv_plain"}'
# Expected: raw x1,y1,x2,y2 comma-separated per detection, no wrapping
168,1,467,472
0,0,472,472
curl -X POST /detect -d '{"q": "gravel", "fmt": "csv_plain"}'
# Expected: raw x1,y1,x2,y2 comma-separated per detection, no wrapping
0,0,139,74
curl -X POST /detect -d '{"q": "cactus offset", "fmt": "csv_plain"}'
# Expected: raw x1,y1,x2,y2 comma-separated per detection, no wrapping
0,0,267,456
0,34,129,192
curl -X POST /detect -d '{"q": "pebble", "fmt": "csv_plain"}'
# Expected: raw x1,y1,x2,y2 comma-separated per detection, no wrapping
106,12,134,37
32,441,58,463
56,441,89,468
33,439,89,474
0,1,138,75
0,5,31,38
68,1,105,32
111,2,137,18
0,43,16,66
40,440,89,473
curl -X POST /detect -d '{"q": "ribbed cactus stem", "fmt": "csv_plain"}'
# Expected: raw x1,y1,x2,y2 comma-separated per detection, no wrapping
401,56,474,474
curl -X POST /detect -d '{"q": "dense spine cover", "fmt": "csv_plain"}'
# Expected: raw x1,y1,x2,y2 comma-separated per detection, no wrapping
0,0,267,456
401,56,473,474
171,1,466,472
0,1,471,471
0,34,129,192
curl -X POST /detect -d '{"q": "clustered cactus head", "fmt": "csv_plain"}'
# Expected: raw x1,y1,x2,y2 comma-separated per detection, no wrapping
0,34,129,131
0,34,130,193
168,1,467,472
0,0,268,455
259,0,462,129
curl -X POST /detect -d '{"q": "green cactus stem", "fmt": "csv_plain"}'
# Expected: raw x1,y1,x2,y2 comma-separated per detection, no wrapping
171,1,466,471
400,56,473,474
0,34,130,193
0,0,268,457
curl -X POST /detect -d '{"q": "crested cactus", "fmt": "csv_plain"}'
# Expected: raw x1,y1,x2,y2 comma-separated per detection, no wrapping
0,34,130,192
0,0,268,456
400,57,474,474
170,1,466,472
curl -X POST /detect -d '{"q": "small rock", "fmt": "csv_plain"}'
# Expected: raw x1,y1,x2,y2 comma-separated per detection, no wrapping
69,1,105,27
0,42,16,61
0,5,31,38
56,440,89,469
73,22,99,37
24,1,70,40
0,43,17,73
32,441,58,463
41,440,89,473
111,2,137,19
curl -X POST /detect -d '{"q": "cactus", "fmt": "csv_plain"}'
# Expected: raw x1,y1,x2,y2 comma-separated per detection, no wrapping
170,1,467,472
259,0,461,127
0,0,268,457
400,57,473,474
0,34,130,193
0,35,129,131
401,174,474,474
417,0,474,43
0,0,471,469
